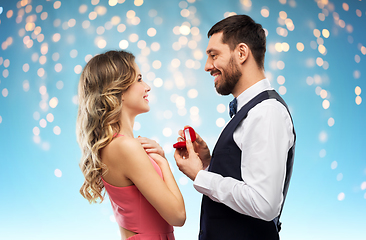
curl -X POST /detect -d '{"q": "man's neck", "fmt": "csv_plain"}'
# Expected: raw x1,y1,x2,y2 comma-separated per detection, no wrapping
232,70,265,98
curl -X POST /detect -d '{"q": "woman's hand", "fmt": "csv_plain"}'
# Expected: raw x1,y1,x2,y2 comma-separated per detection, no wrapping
148,152,168,167
137,136,165,158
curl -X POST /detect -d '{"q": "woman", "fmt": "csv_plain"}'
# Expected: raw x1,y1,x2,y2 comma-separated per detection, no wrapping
77,50,185,240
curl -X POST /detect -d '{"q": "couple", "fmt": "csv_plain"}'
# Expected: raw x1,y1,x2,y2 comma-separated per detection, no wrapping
77,15,296,240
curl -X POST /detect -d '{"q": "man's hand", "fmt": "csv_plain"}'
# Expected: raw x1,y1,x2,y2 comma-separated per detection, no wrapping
177,126,211,169
174,138,204,181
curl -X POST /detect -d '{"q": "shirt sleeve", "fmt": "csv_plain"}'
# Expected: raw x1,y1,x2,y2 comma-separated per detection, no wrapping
193,99,294,221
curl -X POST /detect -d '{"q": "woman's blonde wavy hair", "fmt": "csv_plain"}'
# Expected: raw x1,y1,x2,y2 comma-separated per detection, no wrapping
77,50,136,203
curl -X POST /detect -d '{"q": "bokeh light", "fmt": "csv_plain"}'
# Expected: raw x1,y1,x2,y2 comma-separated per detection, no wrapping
54,169,62,177
0,1,365,240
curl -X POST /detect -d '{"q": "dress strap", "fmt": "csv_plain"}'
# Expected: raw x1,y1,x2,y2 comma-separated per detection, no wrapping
113,133,124,138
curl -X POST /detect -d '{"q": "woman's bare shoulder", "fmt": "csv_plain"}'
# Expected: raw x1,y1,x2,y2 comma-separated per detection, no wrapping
103,136,146,165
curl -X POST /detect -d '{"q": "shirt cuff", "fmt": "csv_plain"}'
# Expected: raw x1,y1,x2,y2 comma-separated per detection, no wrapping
193,170,215,196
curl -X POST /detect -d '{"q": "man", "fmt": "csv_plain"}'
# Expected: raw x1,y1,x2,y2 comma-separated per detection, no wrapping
174,15,296,240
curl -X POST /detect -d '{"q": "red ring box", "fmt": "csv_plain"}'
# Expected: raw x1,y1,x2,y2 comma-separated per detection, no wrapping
173,127,196,148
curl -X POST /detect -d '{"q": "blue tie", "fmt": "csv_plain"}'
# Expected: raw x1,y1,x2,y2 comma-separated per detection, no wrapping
229,98,237,118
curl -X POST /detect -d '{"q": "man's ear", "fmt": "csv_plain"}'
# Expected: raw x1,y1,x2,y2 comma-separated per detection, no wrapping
237,43,249,64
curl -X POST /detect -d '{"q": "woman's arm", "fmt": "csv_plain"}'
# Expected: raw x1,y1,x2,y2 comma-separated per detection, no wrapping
108,137,186,226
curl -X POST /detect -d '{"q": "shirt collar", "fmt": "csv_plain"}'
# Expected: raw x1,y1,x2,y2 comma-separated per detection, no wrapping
236,78,273,111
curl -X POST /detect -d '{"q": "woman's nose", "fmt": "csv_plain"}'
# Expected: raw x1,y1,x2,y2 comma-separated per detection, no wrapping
145,82,151,92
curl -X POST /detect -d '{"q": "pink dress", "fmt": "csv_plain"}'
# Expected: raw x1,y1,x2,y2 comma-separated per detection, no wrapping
101,135,174,240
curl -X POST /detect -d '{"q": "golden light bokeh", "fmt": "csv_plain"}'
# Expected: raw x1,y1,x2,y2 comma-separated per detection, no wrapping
49,97,59,108
147,28,157,37
355,86,361,96
279,11,287,19
109,0,118,7
313,29,321,38
134,0,144,7
355,96,362,105
79,4,87,14
322,99,330,109
111,16,121,25
261,8,269,18
342,3,349,11
126,10,136,19
318,44,326,55
322,29,330,38
89,11,97,20
0,2,365,239
54,1,61,9
296,42,304,52
7,10,13,18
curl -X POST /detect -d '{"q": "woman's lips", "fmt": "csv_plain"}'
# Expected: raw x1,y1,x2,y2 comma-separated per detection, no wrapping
143,95,149,102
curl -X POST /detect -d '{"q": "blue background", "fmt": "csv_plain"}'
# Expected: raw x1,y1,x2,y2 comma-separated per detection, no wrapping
0,0,365,239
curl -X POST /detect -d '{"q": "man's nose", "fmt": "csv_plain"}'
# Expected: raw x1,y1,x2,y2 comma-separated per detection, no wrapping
204,58,213,72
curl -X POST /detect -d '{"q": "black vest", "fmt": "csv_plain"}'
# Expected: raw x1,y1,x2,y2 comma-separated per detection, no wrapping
199,90,296,240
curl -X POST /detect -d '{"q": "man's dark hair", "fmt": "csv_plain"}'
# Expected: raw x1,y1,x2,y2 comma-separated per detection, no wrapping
208,15,266,69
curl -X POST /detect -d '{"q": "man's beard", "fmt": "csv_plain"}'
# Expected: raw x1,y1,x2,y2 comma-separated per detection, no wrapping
214,56,242,96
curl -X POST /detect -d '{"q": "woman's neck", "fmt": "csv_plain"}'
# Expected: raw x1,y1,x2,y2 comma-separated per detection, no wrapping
119,112,135,138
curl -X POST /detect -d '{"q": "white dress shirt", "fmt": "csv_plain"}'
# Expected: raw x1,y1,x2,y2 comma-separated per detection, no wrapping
193,79,295,221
